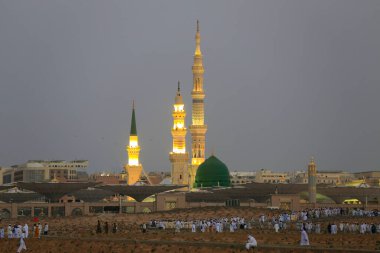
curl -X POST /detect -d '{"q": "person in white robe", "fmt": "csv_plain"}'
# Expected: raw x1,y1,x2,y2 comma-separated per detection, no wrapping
339,223,344,232
229,223,234,232
23,224,28,238
191,223,196,233
17,225,22,238
245,234,257,250
201,223,206,233
274,223,279,233
175,220,181,233
17,230,27,253
0,227,4,238
7,224,12,239
44,223,49,235
300,229,310,246
360,223,366,234
38,223,42,238
315,223,321,234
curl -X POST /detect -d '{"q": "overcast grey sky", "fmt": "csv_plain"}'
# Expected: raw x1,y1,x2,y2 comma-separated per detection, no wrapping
0,0,379,173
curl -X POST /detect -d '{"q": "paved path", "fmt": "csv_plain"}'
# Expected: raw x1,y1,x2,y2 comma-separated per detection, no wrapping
44,235,379,252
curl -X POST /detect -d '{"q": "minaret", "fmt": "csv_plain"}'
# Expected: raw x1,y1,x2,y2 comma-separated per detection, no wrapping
124,102,143,185
189,20,207,186
308,157,317,204
169,81,189,185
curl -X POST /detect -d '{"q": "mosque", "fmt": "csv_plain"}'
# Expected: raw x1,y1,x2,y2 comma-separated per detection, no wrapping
1,22,379,218
123,20,231,189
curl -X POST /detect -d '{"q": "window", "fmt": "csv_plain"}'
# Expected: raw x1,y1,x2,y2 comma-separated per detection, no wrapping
165,201,176,210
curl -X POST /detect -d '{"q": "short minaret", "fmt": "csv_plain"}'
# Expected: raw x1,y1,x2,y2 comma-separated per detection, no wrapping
169,82,189,185
124,102,143,185
189,20,208,186
308,157,317,204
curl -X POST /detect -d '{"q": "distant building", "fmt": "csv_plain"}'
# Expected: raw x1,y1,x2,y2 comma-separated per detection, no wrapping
294,170,355,185
0,167,14,185
230,171,256,185
353,171,380,187
255,169,290,183
90,172,124,185
8,160,88,183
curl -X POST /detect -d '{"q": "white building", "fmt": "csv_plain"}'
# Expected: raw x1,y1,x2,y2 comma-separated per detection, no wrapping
294,170,355,185
0,167,14,185
230,171,256,185
254,169,290,183
10,160,88,183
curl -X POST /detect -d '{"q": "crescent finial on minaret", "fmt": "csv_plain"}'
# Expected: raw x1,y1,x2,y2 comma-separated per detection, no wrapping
197,20,200,32
178,80,180,92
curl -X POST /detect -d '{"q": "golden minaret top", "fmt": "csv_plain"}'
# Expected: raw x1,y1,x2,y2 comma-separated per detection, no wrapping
195,20,202,56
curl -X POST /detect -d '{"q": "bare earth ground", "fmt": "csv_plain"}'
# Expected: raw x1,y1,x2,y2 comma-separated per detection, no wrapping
1,207,380,253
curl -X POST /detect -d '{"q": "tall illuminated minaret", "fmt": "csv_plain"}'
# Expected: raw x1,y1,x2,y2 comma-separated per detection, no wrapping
124,102,143,185
169,81,189,185
189,20,207,186
308,157,317,204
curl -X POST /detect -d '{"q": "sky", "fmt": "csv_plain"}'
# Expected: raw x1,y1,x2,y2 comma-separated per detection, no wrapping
0,0,379,173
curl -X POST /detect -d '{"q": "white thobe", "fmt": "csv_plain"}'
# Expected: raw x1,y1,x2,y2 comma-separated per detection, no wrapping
7,226,12,238
300,230,309,246
23,225,28,238
245,235,257,249
17,233,27,253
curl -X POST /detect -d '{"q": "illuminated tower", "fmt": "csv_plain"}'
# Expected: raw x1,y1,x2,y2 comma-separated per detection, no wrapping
169,82,189,185
189,20,207,186
308,157,317,204
124,102,143,185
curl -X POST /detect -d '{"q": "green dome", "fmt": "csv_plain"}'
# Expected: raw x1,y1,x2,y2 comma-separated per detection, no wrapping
194,155,231,188
299,191,336,204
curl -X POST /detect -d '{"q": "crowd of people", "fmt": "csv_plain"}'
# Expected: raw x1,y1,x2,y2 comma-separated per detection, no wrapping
141,207,379,235
96,220,118,234
1,207,377,252
0,222,48,239
0,222,48,252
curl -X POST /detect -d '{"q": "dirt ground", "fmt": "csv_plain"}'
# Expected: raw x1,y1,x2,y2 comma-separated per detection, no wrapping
1,207,379,253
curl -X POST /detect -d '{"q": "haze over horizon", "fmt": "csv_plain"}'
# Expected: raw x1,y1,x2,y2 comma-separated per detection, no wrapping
1,1,379,173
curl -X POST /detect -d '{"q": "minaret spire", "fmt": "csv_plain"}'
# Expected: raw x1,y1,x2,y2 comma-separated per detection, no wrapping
124,102,143,185
195,20,202,56
308,156,317,205
189,20,207,187
170,81,189,185
130,101,137,136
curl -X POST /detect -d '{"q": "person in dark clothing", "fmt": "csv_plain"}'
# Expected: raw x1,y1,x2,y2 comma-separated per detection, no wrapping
112,223,117,233
327,223,332,234
371,224,377,234
96,220,102,234
104,222,109,234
